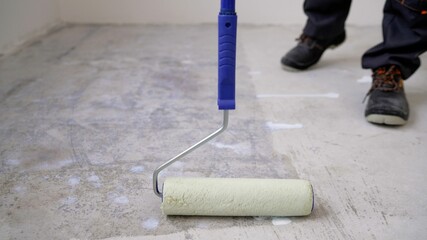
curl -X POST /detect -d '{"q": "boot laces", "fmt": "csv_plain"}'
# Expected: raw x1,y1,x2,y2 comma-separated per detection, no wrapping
296,34,310,42
363,65,403,102
296,34,325,50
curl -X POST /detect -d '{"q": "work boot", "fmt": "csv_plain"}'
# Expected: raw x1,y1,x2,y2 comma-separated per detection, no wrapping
364,65,409,126
281,31,346,70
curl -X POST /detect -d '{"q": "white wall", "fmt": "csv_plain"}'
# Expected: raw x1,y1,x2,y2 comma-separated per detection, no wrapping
59,0,384,26
0,0,384,56
0,0,61,55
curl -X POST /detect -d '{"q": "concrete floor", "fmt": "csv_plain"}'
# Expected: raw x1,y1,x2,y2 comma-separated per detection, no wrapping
0,24,426,240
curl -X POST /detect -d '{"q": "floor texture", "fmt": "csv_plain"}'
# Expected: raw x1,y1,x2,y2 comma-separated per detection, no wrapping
0,24,426,240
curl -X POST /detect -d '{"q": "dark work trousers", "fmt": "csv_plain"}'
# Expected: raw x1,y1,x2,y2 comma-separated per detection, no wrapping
303,0,427,79
303,0,352,40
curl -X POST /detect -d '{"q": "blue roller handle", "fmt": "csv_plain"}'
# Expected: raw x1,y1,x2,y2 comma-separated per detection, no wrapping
218,0,237,110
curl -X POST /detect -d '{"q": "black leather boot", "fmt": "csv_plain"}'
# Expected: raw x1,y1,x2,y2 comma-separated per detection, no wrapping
364,65,409,126
281,32,346,70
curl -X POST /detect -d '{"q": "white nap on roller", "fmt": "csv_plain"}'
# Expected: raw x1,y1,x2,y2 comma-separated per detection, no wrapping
161,178,314,216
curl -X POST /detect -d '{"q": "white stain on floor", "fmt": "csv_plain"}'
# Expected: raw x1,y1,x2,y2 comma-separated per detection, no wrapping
211,142,252,155
142,218,159,230
357,75,372,83
257,92,339,99
266,122,304,130
87,175,100,182
13,185,27,194
4,159,20,166
196,220,211,229
272,217,292,226
68,177,80,187
130,166,145,174
114,196,129,205
87,175,101,188
181,60,195,65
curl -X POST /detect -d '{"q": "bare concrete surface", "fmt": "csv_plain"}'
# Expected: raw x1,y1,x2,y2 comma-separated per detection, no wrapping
0,24,426,240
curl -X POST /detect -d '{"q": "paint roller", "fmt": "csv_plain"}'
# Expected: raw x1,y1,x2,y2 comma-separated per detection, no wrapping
152,0,314,217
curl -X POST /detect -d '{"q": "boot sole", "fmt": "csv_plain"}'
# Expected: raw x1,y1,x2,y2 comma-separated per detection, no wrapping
366,114,407,126
281,64,303,72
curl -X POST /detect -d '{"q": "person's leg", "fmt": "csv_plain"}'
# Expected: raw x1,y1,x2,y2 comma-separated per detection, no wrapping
363,0,427,125
362,0,427,79
303,0,352,40
281,0,352,70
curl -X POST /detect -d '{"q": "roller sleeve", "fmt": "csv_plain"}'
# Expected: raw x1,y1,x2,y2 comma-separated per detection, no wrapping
161,178,314,216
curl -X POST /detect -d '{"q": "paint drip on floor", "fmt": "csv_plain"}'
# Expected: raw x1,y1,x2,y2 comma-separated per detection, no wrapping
253,216,292,226
87,175,102,188
181,60,194,65
196,220,211,229
266,122,303,130
142,218,159,230
257,92,339,99
13,185,27,194
272,217,292,226
114,196,129,205
211,142,252,155
130,166,145,174
4,159,20,166
357,76,371,83
68,177,80,187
